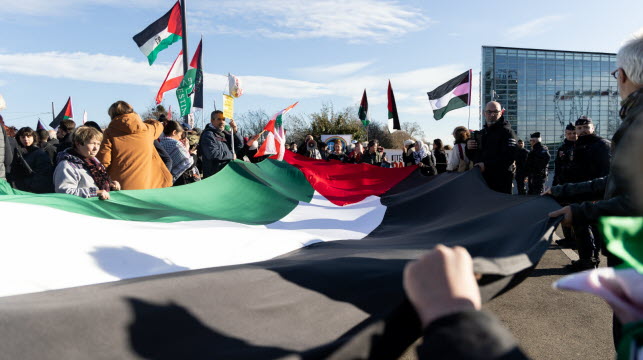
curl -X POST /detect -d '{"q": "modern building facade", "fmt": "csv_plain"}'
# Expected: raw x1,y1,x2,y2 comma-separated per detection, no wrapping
481,46,620,164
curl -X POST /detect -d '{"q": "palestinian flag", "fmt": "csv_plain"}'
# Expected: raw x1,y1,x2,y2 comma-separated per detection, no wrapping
36,120,46,130
132,1,183,65
358,89,369,127
190,39,204,109
255,102,298,161
427,69,472,120
387,80,400,133
50,97,73,128
156,51,184,104
176,41,202,117
0,157,562,359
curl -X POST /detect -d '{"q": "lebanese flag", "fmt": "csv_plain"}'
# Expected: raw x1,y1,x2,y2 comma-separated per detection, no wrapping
132,1,182,65
50,97,73,128
255,102,298,160
387,80,400,132
427,69,472,120
156,51,184,104
0,161,562,359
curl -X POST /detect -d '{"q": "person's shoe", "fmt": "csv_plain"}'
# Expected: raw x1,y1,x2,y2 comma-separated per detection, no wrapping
555,238,577,249
564,259,598,272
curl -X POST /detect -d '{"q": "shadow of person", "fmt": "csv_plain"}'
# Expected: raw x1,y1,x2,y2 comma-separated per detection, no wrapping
127,298,292,360
90,246,189,279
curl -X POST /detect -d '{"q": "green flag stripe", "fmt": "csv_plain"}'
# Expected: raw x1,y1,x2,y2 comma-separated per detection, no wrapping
432,96,467,120
146,33,182,65
0,160,314,225
600,216,643,272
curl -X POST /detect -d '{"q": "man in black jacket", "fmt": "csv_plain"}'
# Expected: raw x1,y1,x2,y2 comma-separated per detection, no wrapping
198,110,243,179
553,123,577,186
466,101,518,194
514,139,529,195
526,132,550,195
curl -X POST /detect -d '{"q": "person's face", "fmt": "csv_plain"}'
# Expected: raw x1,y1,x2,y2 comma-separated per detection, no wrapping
517,141,524,149
529,138,537,147
612,68,626,100
75,137,101,158
211,113,226,130
369,144,377,153
575,124,594,137
334,142,341,152
564,129,577,142
414,143,421,151
57,128,67,140
355,143,363,153
484,103,502,125
20,135,34,147
171,129,184,140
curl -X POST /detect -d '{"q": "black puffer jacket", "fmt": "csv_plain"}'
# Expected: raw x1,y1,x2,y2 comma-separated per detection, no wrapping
525,142,550,178
572,133,611,182
551,87,643,224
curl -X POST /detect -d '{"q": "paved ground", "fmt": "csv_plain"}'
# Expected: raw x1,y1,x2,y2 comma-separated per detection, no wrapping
399,236,615,359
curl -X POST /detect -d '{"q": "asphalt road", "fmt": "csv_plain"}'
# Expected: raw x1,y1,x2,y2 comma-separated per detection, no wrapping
399,246,615,359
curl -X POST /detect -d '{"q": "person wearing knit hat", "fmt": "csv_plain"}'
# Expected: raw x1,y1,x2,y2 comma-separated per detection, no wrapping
525,131,550,195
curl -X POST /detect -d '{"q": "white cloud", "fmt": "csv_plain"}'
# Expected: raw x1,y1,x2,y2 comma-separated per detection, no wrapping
2,0,429,42
292,61,373,79
505,15,565,41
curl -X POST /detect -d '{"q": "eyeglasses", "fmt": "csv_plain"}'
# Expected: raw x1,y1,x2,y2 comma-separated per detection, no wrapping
611,69,619,80
485,110,500,115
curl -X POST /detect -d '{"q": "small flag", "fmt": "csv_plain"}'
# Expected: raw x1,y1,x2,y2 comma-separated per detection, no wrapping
156,51,184,104
358,89,369,127
50,97,73,128
36,120,46,130
387,81,400,133
228,74,243,98
222,95,234,120
83,110,87,124
427,69,472,120
255,102,298,161
191,40,203,109
167,105,173,120
132,1,183,65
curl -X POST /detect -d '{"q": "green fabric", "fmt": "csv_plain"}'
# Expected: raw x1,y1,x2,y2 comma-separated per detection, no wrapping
617,320,643,360
0,160,314,225
600,217,643,272
176,67,197,116
146,33,182,65
432,96,467,120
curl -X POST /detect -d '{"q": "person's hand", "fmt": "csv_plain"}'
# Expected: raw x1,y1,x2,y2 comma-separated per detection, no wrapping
403,245,481,329
110,181,121,191
97,190,110,200
467,140,477,150
229,119,238,133
542,188,552,196
549,206,572,227
474,162,485,172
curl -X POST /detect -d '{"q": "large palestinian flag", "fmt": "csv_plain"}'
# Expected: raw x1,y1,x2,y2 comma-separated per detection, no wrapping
0,153,561,359
427,69,472,120
132,1,183,65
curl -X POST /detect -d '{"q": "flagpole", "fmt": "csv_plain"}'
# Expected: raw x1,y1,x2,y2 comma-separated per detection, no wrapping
51,102,55,123
179,0,189,124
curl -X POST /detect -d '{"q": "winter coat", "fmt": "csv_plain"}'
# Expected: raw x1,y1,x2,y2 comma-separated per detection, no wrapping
39,142,57,166
572,133,611,182
159,136,193,181
96,112,172,190
360,151,386,166
10,144,54,193
55,133,73,154
433,149,448,174
0,125,12,180
551,87,643,224
446,143,472,172
553,139,576,186
198,123,244,178
514,147,529,176
525,142,550,178
53,148,107,198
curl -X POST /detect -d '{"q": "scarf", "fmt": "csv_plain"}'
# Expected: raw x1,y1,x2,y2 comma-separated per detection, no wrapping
412,141,427,164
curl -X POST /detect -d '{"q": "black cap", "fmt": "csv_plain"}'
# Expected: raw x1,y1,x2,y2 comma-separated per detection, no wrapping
530,132,541,139
565,122,575,131
575,116,593,125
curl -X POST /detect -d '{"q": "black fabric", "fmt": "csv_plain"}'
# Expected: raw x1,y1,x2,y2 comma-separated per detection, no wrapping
572,134,611,182
553,139,576,186
433,149,447,174
0,169,561,359
10,145,53,193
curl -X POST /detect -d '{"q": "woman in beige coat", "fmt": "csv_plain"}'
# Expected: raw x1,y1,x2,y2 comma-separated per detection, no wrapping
97,101,172,190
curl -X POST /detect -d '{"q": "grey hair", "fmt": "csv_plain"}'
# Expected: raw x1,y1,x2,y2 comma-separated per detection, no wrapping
617,32,643,85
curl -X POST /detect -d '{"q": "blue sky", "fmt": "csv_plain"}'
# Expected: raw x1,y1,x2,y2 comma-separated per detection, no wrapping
0,0,641,144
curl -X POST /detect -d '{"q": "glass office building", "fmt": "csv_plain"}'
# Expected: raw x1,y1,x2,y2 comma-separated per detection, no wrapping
481,46,620,165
